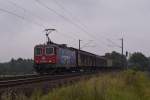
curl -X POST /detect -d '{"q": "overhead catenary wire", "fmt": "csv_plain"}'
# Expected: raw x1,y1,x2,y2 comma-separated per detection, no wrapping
5,0,47,28
52,0,109,45
7,0,80,41
6,0,26,12
3,0,78,42
35,0,85,38
35,0,99,39
6,0,44,20
55,31,77,41
0,8,25,20
107,38,121,48
0,7,46,28
52,0,88,31
81,40,93,49
51,0,97,41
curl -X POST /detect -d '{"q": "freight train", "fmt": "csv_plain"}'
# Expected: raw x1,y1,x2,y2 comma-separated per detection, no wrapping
33,29,112,74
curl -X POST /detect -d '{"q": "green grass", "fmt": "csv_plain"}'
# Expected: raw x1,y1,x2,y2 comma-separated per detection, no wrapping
2,70,150,100
41,70,150,100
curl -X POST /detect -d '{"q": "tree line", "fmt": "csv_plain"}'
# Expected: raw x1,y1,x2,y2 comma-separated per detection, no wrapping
105,51,150,71
0,58,34,75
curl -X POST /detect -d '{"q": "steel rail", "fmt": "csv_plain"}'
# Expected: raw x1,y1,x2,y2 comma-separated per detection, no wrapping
0,74,39,81
0,72,90,88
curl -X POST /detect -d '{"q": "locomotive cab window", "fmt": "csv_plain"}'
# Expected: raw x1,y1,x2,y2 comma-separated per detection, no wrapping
46,47,54,55
35,47,42,55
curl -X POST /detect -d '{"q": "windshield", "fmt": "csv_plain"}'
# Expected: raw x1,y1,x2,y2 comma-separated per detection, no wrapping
35,47,42,55
46,47,54,55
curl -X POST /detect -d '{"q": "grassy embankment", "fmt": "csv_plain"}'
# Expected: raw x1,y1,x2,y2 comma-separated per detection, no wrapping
3,70,150,100
40,70,150,100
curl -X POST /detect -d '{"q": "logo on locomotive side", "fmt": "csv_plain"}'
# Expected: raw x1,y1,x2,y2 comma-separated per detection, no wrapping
42,56,46,60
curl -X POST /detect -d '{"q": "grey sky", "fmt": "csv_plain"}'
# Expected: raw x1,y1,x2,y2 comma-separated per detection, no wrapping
0,0,150,62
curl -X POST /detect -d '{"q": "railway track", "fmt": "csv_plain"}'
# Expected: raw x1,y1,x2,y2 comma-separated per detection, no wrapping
0,74,38,81
0,72,93,88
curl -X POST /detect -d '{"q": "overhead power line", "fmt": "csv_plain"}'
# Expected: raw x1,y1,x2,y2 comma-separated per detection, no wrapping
5,0,78,41
52,0,88,30
0,7,45,28
56,31,77,40
6,0,26,12
107,38,121,48
35,0,99,39
5,0,47,28
52,0,109,45
81,40,93,49
0,8,25,20
52,0,98,40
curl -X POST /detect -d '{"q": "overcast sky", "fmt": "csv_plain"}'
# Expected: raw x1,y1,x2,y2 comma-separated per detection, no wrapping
0,0,150,62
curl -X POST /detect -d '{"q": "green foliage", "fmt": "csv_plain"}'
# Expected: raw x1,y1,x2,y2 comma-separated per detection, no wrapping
0,58,34,75
105,51,127,68
129,52,149,71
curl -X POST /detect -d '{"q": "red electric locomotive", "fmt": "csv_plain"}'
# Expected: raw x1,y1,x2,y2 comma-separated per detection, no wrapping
34,29,77,73
34,29,58,73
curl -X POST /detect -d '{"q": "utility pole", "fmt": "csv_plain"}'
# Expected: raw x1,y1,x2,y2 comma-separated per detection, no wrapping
79,39,81,50
107,37,125,69
121,38,124,69
77,39,82,67
121,38,124,57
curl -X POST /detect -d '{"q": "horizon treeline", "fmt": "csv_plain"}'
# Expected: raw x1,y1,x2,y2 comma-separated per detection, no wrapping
0,58,34,75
